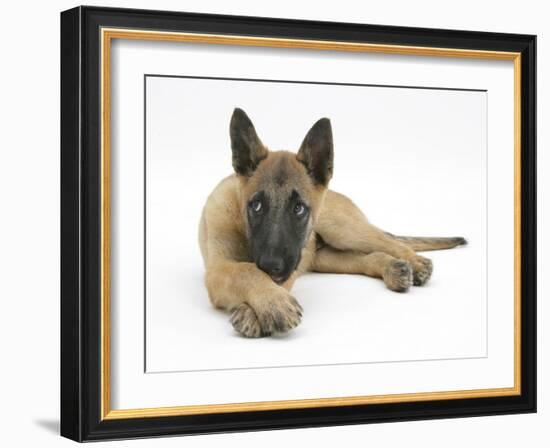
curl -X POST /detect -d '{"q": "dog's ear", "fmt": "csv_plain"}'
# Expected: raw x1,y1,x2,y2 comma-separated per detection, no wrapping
297,118,334,186
230,108,268,176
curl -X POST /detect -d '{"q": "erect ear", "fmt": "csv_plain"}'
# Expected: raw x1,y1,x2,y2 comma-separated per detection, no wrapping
229,108,268,176
297,118,334,186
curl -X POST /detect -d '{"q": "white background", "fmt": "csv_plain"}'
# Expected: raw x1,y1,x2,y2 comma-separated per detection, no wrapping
145,76,489,372
0,0,546,447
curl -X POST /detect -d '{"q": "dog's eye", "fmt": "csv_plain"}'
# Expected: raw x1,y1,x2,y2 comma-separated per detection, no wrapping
294,202,307,217
250,199,263,213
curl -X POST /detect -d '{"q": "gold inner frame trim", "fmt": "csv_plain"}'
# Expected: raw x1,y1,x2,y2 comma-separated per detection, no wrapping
100,27,522,421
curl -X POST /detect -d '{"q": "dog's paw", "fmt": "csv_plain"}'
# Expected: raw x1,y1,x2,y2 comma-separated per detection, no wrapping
230,303,263,338
383,259,413,292
256,293,303,335
410,255,433,286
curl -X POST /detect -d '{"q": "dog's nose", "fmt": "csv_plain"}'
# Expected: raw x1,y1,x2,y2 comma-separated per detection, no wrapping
258,254,285,278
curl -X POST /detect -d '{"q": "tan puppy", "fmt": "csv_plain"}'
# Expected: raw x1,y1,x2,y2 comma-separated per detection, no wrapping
199,108,466,338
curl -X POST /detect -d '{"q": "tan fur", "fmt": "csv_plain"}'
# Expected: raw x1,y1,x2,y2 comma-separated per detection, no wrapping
199,145,464,338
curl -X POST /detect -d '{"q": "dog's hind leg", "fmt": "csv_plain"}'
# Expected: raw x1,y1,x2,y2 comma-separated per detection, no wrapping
311,247,413,292
315,190,432,286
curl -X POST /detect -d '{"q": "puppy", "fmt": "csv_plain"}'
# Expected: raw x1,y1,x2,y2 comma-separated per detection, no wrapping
199,108,466,337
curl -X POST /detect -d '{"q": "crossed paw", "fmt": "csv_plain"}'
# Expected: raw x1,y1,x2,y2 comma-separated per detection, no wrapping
230,293,303,338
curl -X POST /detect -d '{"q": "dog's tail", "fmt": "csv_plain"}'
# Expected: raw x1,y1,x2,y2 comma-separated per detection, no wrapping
386,232,467,252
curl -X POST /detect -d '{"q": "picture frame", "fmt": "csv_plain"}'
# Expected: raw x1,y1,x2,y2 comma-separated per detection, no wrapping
60,5,536,442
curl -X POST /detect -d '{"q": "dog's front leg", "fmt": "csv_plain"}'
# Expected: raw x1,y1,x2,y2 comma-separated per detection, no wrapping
205,261,303,338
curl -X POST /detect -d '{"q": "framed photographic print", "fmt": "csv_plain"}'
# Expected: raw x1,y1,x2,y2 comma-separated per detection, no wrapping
60,6,536,442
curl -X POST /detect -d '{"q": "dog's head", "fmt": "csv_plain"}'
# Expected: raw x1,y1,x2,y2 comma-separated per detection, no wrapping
230,108,334,284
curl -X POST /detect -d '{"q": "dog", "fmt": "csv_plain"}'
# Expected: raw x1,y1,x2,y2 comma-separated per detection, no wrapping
199,108,466,338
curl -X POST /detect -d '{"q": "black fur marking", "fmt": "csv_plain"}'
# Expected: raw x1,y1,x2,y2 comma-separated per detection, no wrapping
230,108,267,176
297,117,334,186
315,233,326,251
455,237,468,246
247,189,310,283
273,157,290,187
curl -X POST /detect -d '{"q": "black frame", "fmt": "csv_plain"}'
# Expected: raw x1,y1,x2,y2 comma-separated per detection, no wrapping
61,5,536,442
